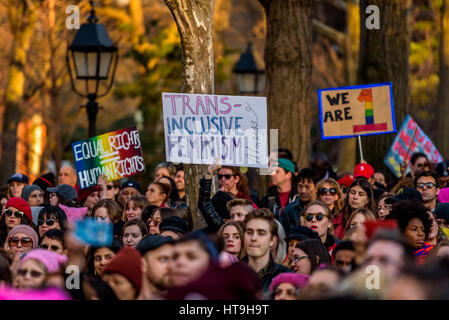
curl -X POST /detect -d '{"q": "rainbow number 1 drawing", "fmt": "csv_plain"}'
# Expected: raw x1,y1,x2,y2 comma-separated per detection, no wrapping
353,88,388,133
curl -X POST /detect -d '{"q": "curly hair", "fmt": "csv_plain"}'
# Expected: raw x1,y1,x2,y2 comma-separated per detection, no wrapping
386,200,433,239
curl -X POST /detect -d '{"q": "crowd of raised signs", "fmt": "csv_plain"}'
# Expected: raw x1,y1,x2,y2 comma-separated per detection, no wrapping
0,149,449,300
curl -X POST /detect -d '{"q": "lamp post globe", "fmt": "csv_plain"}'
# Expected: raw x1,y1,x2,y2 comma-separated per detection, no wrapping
232,42,265,95
67,0,118,137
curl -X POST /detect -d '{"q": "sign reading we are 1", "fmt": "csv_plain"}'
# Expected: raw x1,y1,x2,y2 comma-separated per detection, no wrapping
318,83,396,140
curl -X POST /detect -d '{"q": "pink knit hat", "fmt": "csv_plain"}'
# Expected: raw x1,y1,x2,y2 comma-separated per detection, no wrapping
438,187,449,203
218,251,239,268
20,249,67,273
8,225,39,249
269,272,310,291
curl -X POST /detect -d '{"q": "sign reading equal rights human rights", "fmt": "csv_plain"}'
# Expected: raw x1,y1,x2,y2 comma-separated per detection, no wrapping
318,83,396,139
72,127,145,189
162,93,268,168
384,115,444,178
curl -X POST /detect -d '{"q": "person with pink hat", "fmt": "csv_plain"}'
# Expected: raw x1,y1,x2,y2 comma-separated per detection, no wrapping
5,225,39,261
13,249,67,290
269,272,309,300
0,197,33,247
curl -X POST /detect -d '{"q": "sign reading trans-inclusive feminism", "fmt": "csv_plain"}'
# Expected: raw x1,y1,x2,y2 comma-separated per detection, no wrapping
318,83,396,139
71,127,145,189
162,93,268,167
384,115,444,178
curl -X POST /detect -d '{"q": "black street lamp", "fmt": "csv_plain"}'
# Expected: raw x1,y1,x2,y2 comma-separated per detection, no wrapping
232,42,265,95
67,0,118,138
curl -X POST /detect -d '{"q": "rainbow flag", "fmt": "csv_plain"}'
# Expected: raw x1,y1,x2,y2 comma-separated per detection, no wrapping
71,127,145,189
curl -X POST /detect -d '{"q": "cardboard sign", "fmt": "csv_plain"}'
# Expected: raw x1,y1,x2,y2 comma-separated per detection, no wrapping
72,127,145,189
384,115,444,177
318,83,396,139
162,92,268,167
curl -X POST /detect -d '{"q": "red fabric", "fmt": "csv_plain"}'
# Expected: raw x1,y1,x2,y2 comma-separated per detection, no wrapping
103,247,142,292
333,212,344,240
5,197,32,223
236,192,258,208
77,185,101,205
279,191,290,209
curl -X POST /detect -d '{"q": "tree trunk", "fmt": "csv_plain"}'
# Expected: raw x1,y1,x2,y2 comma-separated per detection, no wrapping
438,0,449,158
259,0,313,170
338,0,360,173
0,1,37,186
358,0,411,175
164,0,215,230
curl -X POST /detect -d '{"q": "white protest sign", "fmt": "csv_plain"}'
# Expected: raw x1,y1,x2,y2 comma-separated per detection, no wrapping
162,93,268,168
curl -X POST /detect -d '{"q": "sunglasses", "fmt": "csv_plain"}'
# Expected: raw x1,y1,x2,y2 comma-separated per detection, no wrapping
147,218,160,227
106,185,116,190
40,244,61,252
417,182,436,189
341,187,348,193
38,218,56,226
218,174,234,180
17,268,43,278
319,188,337,196
9,237,32,247
303,213,328,222
4,210,24,219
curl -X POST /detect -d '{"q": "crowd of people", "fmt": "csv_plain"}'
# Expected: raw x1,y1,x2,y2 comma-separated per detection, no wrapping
0,149,449,300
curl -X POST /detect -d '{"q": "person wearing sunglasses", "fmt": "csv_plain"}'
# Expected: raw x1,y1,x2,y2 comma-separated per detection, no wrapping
40,229,66,256
415,171,440,212
37,206,68,239
13,248,67,290
315,178,343,216
408,152,428,178
0,197,33,247
146,207,178,235
300,201,337,255
5,225,38,261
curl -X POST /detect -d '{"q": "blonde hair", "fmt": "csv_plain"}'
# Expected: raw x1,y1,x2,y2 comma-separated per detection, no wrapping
315,178,343,216
344,208,377,233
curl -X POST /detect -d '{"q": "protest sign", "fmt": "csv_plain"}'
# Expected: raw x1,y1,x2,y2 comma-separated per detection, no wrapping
71,127,145,189
384,115,444,178
318,83,396,139
162,92,268,168
73,217,113,247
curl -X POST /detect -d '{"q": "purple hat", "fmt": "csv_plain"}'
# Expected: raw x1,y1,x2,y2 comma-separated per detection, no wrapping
269,272,310,291
20,249,67,273
438,188,449,204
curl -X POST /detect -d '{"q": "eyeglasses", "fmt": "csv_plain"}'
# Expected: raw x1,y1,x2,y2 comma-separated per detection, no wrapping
38,218,56,226
292,255,309,263
417,182,437,190
8,237,32,247
318,188,337,196
17,268,43,278
218,174,234,180
377,205,392,212
4,210,24,219
302,213,328,222
40,244,61,252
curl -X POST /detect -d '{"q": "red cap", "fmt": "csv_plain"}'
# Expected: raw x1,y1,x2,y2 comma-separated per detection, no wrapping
77,185,101,205
338,174,354,188
102,247,142,293
353,163,375,179
5,197,32,223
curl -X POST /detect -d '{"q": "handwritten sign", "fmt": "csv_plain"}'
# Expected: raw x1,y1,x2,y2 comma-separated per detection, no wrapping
72,127,145,189
162,93,268,168
318,83,396,139
384,115,444,178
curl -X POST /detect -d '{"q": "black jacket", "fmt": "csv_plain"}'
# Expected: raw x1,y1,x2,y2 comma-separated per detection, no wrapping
242,255,293,293
260,185,298,220
198,178,225,233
